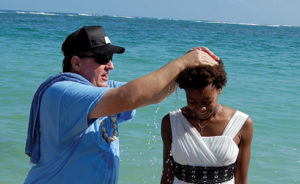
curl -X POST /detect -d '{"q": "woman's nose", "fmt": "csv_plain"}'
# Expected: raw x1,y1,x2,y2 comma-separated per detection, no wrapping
200,106,207,112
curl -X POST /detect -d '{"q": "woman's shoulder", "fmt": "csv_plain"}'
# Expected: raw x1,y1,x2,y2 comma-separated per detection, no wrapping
161,113,172,142
168,108,182,115
219,105,251,131
240,115,253,135
220,105,236,119
221,105,253,138
161,108,184,135
221,105,250,119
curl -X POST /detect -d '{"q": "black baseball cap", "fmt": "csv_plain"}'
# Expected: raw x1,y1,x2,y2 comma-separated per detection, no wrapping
62,26,125,56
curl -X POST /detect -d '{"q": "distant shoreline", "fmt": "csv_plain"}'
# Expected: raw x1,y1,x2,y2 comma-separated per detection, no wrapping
0,9,298,28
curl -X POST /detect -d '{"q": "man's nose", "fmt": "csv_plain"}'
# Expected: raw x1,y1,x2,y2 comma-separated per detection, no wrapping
106,60,114,70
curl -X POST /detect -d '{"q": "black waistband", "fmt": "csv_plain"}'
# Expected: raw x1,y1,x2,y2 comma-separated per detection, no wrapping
173,161,236,184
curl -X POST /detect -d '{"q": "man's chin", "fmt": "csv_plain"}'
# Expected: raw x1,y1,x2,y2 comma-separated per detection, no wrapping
97,81,108,87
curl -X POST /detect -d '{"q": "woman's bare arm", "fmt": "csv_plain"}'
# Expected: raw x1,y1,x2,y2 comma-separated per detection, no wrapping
161,114,175,184
235,117,253,184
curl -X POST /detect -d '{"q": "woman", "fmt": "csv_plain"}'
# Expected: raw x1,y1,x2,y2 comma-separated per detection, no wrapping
161,60,253,184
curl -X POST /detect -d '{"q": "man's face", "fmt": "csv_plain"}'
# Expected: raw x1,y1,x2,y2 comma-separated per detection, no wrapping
74,54,114,87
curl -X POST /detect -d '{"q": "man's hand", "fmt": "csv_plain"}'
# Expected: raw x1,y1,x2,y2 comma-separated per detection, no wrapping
181,46,219,68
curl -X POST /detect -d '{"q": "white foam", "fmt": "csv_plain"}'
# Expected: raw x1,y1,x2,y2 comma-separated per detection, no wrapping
203,20,300,28
280,24,295,27
29,11,57,16
16,11,27,14
206,21,261,26
111,15,135,19
120,16,134,19
265,24,281,27
78,13,92,16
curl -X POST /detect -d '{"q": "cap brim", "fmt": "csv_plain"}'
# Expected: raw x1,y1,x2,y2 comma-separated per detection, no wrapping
91,44,125,56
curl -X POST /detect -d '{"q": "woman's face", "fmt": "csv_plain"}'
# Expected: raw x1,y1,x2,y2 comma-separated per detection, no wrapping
185,85,222,120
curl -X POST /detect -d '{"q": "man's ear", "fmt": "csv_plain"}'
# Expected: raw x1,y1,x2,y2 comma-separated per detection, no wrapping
217,88,222,95
70,56,81,72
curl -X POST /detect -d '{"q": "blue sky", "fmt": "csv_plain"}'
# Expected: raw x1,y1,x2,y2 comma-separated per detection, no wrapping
1,0,300,26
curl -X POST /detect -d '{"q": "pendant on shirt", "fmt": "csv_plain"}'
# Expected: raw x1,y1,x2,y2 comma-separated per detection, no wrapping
100,116,117,142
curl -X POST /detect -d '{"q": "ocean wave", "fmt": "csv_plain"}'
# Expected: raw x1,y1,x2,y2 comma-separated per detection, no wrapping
78,13,92,16
235,22,260,26
204,20,298,28
111,15,135,19
279,24,295,27
206,21,260,26
28,11,57,16
120,16,134,19
16,11,27,14
265,24,281,27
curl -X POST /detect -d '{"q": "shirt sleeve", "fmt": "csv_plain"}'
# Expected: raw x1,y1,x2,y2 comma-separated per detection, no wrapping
107,80,126,88
107,80,136,123
41,81,109,143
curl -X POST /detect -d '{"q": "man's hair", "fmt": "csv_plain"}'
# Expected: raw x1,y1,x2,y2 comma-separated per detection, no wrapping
62,51,89,72
62,56,72,72
176,59,227,90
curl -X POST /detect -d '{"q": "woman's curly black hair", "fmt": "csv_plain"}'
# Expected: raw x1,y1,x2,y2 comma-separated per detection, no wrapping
176,59,227,90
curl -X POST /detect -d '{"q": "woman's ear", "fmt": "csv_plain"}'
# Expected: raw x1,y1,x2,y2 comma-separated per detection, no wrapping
217,88,222,95
70,56,81,73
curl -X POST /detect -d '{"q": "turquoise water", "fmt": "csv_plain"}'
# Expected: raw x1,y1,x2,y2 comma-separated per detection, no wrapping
0,10,300,184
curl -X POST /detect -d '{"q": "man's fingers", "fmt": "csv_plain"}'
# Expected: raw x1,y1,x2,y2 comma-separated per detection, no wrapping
198,51,219,66
196,47,220,61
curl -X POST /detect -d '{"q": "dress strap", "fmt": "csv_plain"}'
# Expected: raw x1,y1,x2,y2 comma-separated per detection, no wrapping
222,111,248,138
169,109,182,142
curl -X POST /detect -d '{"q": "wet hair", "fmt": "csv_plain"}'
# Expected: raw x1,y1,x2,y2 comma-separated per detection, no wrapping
176,59,227,90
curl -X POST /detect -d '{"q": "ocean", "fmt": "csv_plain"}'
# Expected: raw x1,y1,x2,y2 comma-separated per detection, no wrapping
0,10,299,184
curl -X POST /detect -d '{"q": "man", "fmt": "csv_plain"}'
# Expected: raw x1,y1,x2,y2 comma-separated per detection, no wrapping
24,25,219,183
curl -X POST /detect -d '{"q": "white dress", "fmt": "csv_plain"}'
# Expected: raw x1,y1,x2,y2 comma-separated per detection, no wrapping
169,109,248,184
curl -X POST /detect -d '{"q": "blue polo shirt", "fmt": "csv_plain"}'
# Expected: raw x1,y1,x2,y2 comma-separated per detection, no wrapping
24,76,135,184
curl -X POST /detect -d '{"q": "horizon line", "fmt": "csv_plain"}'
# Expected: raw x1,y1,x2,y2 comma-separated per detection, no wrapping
0,9,298,28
